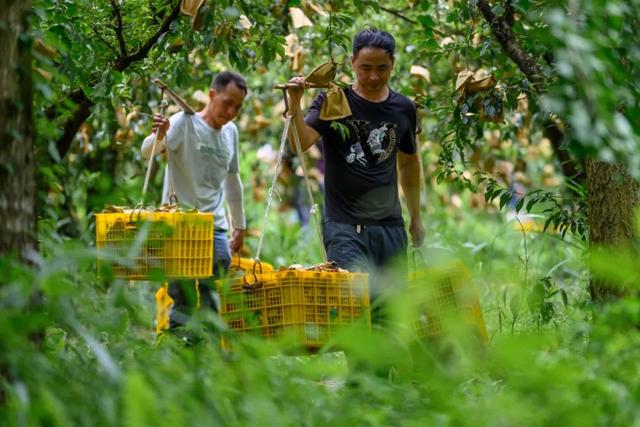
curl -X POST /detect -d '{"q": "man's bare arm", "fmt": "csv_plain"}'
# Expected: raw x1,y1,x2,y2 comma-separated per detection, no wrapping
397,151,425,247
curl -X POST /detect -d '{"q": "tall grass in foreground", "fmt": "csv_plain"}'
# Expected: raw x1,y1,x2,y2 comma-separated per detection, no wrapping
2,211,639,426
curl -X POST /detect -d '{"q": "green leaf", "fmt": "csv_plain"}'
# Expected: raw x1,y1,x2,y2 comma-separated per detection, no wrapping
499,191,512,210
492,5,505,16
543,215,554,233
527,282,545,313
419,1,432,11
484,188,494,203
510,292,521,318
560,289,569,306
48,140,62,163
418,15,435,29
541,302,555,323
330,121,350,141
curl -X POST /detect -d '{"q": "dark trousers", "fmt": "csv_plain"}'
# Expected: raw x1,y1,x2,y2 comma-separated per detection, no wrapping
323,221,408,325
168,229,232,328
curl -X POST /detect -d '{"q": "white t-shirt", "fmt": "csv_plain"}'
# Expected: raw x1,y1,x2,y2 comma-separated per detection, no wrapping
142,112,244,230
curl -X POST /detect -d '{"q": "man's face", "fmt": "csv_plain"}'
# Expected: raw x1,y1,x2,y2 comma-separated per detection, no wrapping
209,82,246,128
351,47,394,94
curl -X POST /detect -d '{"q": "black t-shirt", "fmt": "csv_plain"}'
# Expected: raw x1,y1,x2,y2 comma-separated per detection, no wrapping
305,87,417,226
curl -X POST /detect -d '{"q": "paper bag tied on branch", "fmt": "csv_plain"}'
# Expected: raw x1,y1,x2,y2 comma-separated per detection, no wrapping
305,60,352,121
285,33,305,73
455,70,504,123
180,0,206,30
181,0,204,16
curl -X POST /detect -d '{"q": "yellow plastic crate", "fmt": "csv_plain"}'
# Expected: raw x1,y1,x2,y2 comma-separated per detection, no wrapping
219,270,370,347
95,210,214,280
408,262,489,343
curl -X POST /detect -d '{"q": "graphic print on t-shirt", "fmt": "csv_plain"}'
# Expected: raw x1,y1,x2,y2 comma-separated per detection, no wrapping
197,143,216,156
344,119,397,166
346,142,367,166
366,124,388,157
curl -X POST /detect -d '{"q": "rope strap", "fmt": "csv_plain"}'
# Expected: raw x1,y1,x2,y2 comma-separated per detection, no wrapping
255,116,291,260
289,120,327,262
255,116,327,262
141,97,168,205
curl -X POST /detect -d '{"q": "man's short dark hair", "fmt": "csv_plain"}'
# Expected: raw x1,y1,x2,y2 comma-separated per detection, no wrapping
352,29,396,60
211,71,247,94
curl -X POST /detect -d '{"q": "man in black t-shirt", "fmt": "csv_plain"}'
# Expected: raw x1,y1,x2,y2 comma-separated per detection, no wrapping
286,29,425,276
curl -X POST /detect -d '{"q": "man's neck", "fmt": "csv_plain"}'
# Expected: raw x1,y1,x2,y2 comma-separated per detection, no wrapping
352,83,389,103
198,108,221,130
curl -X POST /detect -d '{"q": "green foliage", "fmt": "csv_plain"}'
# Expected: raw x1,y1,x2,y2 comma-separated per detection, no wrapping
2,218,640,426
8,2,639,424
329,121,350,141
478,175,587,240
526,276,568,328
30,0,640,246
539,1,640,171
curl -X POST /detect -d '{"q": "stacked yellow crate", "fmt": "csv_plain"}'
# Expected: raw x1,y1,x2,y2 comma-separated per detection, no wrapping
95,210,214,280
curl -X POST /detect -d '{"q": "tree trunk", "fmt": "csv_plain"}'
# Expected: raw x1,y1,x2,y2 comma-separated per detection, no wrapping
0,0,35,261
586,160,639,301
0,0,35,404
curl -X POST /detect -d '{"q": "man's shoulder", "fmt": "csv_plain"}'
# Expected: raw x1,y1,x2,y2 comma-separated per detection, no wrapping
388,90,416,109
222,121,239,133
221,121,239,142
169,111,187,121
168,111,195,129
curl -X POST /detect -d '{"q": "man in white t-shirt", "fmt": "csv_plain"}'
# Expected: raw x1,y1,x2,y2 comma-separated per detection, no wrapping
141,71,247,326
